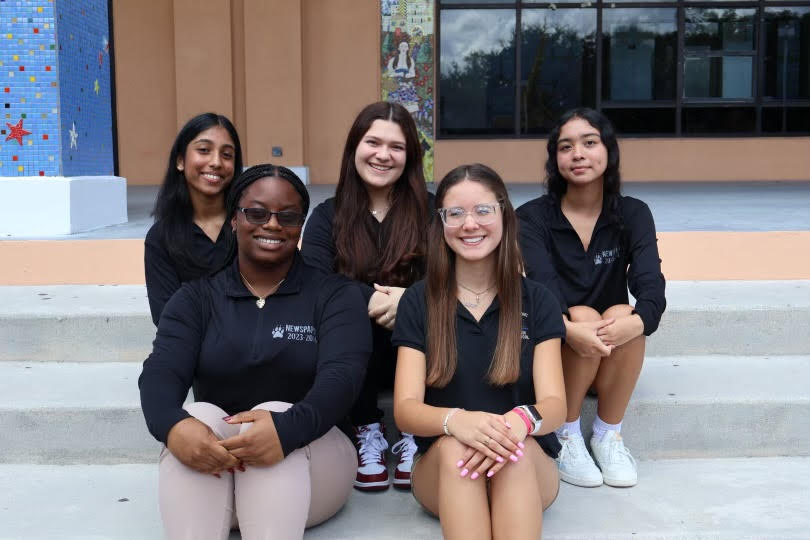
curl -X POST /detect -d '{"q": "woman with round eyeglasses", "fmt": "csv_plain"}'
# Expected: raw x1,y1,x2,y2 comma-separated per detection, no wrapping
139,164,371,539
517,108,666,488
393,163,566,539
301,101,432,492
145,113,244,326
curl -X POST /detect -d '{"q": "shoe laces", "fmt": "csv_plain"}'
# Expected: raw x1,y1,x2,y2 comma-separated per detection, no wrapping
391,433,417,462
356,426,389,466
558,429,588,462
602,433,636,467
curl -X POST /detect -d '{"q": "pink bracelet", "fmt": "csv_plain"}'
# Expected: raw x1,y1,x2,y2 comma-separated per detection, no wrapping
511,407,533,433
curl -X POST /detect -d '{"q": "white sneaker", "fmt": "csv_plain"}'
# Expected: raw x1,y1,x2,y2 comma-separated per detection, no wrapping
556,429,603,487
391,433,417,489
354,423,389,491
590,430,637,487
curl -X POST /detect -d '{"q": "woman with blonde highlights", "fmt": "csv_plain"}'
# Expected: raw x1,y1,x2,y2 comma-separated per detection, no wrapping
393,164,566,539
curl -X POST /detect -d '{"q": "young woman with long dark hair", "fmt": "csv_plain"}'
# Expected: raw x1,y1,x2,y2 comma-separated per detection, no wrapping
393,164,566,539
139,164,370,539
145,113,243,325
301,101,432,491
517,108,666,488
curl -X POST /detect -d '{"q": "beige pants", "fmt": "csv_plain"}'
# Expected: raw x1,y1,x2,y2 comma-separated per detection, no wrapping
159,401,357,540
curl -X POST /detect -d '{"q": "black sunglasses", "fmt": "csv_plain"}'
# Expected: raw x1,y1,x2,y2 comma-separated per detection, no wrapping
237,207,306,227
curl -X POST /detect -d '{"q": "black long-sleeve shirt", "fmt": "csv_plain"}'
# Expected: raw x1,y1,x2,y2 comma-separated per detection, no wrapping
516,195,666,336
138,253,372,456
144,219,232,325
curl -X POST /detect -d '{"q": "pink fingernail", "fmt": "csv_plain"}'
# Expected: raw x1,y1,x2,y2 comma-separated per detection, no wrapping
470,472,479,480
496,456,504,463
516,449,524,457
460,468,469,477
518,441,525,449
487,470,495,478
509,454,518,462
222,416,232,421
456,460,465,468
505,421,512,428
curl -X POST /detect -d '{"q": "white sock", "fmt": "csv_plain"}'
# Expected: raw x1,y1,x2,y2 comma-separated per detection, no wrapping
592,416,622,441
557,417,581,437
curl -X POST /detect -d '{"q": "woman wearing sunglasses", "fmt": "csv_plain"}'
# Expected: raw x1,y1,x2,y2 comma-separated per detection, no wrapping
393,164,566,539
139,164,371,539
145,113,244,325
301,101,432,491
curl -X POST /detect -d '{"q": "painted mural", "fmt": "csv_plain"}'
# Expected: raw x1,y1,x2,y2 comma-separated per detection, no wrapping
381,0,435,182
0,0,113,177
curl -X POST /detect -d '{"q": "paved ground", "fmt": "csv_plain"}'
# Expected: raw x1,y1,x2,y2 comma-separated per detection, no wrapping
2,458,808,539
8,181,808,240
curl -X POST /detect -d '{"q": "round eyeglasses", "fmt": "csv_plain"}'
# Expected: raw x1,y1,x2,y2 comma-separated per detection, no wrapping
237,207,306,227
437,203,502,228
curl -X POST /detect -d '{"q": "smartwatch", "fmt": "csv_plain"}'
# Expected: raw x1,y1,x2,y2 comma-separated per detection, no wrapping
517,405,543,435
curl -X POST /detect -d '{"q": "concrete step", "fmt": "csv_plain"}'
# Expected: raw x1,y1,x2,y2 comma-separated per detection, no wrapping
1,356,808,464
1,281,810,363
2,457,808,539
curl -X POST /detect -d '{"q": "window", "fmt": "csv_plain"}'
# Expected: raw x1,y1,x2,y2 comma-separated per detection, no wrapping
437,1,810,136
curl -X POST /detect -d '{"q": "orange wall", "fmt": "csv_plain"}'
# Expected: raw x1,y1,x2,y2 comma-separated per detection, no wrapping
302,0,381,184
112,0,177,185
113,3,809,185
434,137,810,183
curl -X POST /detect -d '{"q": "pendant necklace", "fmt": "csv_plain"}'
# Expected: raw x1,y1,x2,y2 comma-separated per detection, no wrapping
240,271,285,309
369,204,390,217
457,282,496,309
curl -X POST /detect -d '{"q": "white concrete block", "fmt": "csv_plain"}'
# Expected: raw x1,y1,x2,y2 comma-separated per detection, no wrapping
0,176,128,236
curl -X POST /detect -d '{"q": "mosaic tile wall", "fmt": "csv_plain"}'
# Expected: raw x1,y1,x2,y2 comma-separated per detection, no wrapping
0,0,60,176
0,0,113,177
55,0,113,176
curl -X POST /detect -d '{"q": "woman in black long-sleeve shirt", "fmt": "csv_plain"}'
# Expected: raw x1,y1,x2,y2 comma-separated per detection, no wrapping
139,165,371,539
144,113,243,325
516,108,666,489
301,101,432,492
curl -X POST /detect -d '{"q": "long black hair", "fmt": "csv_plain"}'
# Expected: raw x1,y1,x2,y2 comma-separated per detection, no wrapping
222,164,310,266
545,108,623,226
152,112,243,275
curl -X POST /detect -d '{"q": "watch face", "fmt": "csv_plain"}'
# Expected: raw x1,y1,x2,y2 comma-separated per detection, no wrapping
526,405,542,422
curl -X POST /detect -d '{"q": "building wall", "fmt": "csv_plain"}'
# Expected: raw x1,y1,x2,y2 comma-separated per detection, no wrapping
56,0,114,176
0,1,60,176
112,2,810,185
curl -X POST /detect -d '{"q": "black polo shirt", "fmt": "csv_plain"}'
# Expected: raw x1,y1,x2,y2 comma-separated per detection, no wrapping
138,252,372,457
144,219,233,325
391,278,565,457
517,195,666,336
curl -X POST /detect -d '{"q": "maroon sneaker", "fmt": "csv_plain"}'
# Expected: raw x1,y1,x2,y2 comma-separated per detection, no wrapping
353,423,389,491
391,433,417,490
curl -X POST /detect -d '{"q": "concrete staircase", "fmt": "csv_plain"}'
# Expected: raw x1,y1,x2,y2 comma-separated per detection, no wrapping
1,281,809,539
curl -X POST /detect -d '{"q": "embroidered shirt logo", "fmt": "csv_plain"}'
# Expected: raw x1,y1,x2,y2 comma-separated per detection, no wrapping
275,324,317,343
594,247,620,265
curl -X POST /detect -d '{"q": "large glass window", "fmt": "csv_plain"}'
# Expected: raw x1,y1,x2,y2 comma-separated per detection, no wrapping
521,8,596,134
602,8,677,101
437,1,810,136
439,10,516,134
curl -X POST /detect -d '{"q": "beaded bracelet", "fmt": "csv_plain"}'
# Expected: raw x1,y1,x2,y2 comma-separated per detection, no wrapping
443,407,463,436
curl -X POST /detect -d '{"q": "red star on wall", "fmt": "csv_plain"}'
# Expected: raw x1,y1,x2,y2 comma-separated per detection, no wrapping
5,119,32,146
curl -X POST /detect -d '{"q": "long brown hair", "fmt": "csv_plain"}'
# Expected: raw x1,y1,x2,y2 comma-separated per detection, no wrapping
426,164,524,388
333,101,430,286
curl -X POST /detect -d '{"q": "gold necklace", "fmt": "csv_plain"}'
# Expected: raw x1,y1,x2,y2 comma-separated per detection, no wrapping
239,271,285,309
457,282,496,309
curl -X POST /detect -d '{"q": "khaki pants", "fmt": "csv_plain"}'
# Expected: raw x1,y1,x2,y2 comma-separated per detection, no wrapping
159,401,357,540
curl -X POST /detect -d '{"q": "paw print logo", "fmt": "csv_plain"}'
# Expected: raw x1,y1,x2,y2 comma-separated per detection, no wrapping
272,326,285,339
